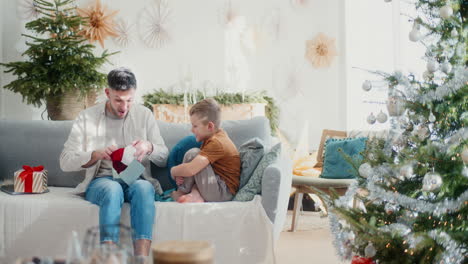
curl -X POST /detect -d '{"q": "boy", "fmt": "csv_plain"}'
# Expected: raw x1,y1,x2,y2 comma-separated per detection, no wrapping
170,98,241,203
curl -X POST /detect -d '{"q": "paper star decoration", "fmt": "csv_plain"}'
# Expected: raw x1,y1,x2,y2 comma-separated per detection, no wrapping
305,32,338,68
77,0,119,47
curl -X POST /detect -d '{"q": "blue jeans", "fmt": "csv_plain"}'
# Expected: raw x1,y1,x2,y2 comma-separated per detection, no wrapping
85,176,155,242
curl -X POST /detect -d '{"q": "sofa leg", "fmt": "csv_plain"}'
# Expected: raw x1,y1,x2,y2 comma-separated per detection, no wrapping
290,192,303,232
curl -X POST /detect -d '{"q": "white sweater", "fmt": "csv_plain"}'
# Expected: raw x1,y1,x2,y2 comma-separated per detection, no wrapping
60,103,169,194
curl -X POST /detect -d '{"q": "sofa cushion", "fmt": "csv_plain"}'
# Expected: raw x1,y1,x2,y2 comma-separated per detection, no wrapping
238,138,265,190
0,120,85,187
233,143,281,201
320,137,367,179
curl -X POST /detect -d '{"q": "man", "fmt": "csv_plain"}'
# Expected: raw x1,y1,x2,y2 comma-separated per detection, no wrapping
60,68,168,260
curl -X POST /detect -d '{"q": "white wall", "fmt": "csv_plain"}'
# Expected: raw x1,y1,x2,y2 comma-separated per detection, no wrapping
0,0,346,151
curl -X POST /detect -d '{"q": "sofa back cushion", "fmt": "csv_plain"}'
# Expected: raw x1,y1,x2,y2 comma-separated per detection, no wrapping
153,117,272,190
0,120,85,187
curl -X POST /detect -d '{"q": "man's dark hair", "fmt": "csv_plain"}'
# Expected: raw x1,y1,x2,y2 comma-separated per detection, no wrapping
107,68,137,91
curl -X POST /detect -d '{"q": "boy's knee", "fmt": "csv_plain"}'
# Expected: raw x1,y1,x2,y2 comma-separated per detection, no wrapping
183,148,201,162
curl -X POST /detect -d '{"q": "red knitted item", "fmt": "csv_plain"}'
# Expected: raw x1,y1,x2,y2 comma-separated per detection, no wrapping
351,256,375,264
110,148,127,173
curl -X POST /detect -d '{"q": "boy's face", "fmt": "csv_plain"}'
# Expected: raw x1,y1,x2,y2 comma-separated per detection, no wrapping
190,114,215,142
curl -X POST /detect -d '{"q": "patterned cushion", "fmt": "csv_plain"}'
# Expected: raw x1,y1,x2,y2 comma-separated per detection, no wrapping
238,138,265,190
320,137,367,179
233,143,281,201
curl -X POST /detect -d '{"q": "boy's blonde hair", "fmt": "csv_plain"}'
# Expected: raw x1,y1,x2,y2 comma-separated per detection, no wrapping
189,98,221,128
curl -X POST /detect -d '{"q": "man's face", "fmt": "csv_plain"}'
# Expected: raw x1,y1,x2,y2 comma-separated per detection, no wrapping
105,88,135,119
190,114,214,142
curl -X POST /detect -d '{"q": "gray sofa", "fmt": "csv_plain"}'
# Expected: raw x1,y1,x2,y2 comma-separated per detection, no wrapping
0,117,292,264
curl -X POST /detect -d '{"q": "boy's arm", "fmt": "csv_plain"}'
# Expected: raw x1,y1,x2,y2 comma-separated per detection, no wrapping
171,155,210,177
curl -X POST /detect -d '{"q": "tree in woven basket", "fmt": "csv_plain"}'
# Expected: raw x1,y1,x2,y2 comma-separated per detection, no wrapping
0,0,116,120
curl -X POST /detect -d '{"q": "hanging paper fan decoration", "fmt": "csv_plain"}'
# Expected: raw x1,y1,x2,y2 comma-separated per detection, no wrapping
113,19,135,48
138,0,171,49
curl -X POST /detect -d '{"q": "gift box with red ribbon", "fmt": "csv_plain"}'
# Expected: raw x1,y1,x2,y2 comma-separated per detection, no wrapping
14,165,48,193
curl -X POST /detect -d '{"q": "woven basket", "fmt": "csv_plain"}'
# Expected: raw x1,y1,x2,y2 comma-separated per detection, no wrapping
46,90,97,120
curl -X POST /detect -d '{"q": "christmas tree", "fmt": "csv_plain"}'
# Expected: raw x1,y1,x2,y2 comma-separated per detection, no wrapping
327,1,467,263
0,0,114,107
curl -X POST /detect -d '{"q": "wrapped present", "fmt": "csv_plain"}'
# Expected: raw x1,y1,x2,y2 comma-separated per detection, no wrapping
111,146,145,186
14,165,48,193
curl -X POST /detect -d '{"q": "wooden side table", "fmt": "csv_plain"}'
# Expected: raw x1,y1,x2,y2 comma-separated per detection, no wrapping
152,240,213,264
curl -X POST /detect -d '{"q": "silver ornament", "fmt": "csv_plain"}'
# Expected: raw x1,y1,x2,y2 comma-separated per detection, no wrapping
428,112,436,123
386,96,406,116
451,28,458,38
462,167,468,178
440,4,453,19
462,148,468,163
422,172,443,192
362,80,372,91
423,70,433,81
359,163,373,178
400,164,414,179
441,61,452,74
365,242,376,258
427,59,439,73
385,203,399,214
367,113,376,125
409,22,422,42
376,111,388,123
415,125,429,140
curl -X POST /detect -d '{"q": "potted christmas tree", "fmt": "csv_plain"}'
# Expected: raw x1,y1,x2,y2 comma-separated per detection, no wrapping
1,0,115,120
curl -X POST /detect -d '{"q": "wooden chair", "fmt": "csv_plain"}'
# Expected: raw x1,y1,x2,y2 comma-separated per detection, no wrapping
290,129,355,232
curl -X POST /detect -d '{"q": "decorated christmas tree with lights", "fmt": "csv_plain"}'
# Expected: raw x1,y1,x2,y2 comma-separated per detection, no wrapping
328,1,467,263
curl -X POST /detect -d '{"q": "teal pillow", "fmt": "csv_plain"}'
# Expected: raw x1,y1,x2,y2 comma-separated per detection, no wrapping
233,143,281,201
320,137,367,179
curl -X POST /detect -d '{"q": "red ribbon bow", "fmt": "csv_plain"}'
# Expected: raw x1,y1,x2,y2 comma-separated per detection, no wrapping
18,165,44,193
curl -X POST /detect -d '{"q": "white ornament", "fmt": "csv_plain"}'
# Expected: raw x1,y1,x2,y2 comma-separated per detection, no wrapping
409,22,422,42
347,231,355,241
365,242,376,258
415,125,429,140
441,61,452,74
359,163,373,178
362,80,372,91
422,172,443,191
427,59,439,73
451,28,458,38
462,148,468,163
428,112,436,123
439,4,453,19
376,111,388,123
423,70,433,81
367,113,376,125
462,167,468,178
400,164,414,179
387,96,406,116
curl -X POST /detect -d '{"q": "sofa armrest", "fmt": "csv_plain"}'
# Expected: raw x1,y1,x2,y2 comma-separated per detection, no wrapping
261,155,292,241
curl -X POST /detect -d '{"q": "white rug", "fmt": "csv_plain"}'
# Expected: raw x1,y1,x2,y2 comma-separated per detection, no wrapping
282,210,329,232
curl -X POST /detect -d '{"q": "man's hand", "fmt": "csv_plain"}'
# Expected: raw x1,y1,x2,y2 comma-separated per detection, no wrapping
82,145,117,168
132,140,153,162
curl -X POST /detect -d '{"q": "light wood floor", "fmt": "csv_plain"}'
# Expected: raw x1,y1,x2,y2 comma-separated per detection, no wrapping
275,211,347,264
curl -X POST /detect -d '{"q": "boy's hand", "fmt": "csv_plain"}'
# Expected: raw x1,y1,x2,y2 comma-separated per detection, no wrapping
175,176,184,186
132,140,153,162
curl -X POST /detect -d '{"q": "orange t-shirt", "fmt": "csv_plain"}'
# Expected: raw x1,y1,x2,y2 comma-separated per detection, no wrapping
199,129,241,194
